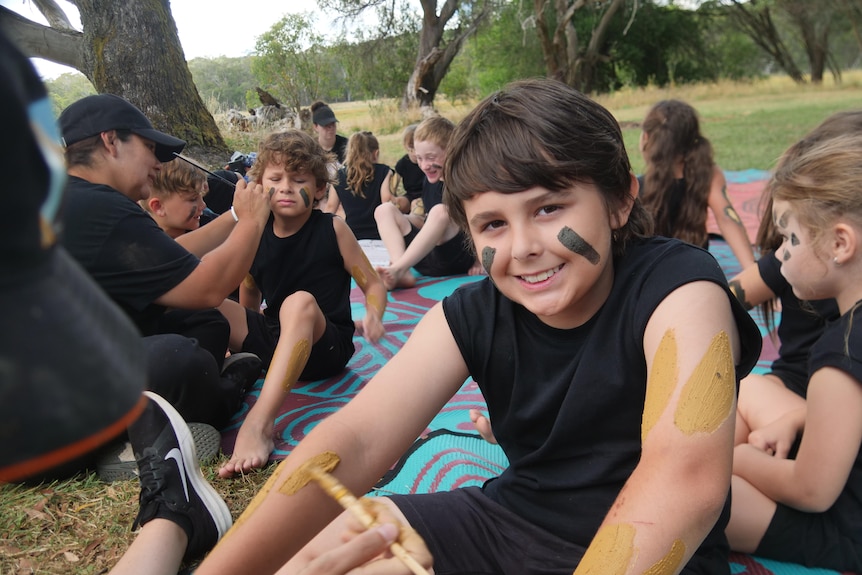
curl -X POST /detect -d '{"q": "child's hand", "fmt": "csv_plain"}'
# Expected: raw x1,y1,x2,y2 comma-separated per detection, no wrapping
295,500,433,575
356,313,385,344
748,414,799,459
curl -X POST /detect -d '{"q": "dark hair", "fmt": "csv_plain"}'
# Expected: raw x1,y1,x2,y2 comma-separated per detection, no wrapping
64,129,134,168
444,78,651,257
640,99,713,248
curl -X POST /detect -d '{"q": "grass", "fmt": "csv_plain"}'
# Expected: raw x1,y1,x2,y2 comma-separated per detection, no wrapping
4,71,862,574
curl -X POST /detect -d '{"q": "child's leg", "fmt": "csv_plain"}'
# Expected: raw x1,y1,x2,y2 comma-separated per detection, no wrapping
726,475,777,553
374,203,413,264
219,292,327,478
218,298,251,352
380,205,460,290
735,373,804,446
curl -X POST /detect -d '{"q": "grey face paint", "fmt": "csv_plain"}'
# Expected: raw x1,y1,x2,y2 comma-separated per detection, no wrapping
482,246,496,275
782,249,791,262
299,187,310,208
777,210,789,229
557,226,600,265
268,187,276,199
791,233,800,246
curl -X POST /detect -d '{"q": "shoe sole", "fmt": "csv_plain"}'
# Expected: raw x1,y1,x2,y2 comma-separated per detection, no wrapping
221,352,260,375
97,424,222,482
143,391,233,538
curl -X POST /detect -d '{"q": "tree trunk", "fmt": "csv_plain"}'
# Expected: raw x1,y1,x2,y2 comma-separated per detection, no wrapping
726,0,807,84
402,0,489,108
1,1,228,165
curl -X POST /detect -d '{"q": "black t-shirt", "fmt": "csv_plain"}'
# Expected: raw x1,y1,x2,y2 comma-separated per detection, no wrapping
331,134,348,165
250,210,354,342
61,176,199,334
422,179,444,212
443,236,762,572
334,163,391,240
394,155,425,203
806,306,862,547
758,250,839,396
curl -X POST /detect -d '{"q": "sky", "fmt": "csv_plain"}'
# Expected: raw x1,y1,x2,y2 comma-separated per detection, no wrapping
2,0,340,79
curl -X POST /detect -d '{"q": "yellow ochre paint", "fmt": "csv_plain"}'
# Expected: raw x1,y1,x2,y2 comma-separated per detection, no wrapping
643,539,686,575
642,330,679,442
352,265,368,289
242,273,256,290
367,292,383,315
573,523,635,575
214,458,291,544
282,339,311,392
674,331,734,435
279,451,341,495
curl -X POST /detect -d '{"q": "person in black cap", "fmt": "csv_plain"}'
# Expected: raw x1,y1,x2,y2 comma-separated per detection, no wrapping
57,92,274,478
311,100,347,165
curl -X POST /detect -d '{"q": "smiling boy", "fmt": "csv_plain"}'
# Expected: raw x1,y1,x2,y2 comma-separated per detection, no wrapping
216,129,387,478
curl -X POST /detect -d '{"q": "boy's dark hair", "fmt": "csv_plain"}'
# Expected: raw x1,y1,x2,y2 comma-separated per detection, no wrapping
444,78,652,257
247,129,336,191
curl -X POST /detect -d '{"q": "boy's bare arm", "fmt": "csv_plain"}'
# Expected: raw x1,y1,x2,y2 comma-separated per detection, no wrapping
239,274,262,313
195,304,467,574
727,260,774,311
576,281,739,575
333,218,387,343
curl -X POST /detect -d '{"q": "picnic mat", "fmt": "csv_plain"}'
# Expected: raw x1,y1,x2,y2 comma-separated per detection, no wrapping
220,170,847,575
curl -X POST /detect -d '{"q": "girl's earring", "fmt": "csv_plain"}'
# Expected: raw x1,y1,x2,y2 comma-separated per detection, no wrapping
834,257,842,267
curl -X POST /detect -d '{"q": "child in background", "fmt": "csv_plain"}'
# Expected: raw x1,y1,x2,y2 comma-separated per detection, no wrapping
196,78,761,575
215,129,387,478
639,100,756,269
373,115,476,290
726,128,862,573
325,131,394,240
140,158,209,239
392,123,426,215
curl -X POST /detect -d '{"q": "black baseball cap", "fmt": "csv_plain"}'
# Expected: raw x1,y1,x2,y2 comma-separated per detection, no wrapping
312,104,338,126
59,93,186,162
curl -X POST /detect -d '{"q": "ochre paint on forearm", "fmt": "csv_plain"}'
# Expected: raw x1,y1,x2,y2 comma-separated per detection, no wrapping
574,523,635,575
643,539,686,575
642,329,679,442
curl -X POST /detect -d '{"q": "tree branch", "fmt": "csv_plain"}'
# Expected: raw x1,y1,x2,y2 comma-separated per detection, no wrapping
0,6,84,71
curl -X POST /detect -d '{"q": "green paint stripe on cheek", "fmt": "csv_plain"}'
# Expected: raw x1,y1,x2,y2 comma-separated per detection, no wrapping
558,226,600,265
300,188,310,207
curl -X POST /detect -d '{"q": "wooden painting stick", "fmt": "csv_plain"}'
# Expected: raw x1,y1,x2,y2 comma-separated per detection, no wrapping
306,465,430,575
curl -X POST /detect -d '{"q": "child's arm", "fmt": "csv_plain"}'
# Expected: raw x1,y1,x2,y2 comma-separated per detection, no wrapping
576,280,740,575
239,273,263,313
195,303,468,574
333,217,387,343
734,366,862,512
380,170,394,205
323,184,341,214
727,258,775,310
709,167,756,269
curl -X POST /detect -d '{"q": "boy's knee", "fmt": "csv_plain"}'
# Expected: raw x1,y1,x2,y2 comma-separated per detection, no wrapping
374,202,400,221
278,291,319,318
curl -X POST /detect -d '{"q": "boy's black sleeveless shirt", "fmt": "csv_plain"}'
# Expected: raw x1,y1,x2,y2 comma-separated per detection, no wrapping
442,236,761,569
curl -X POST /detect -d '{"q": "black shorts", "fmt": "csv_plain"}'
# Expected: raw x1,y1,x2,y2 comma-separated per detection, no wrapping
240,309,354,381
404,224,474,277
755,504,862,572
390,487,728,575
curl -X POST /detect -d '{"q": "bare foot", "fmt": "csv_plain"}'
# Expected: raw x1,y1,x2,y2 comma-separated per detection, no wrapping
376,266,417,291
218,420,275,478
468,260,485,276
469,408,497,444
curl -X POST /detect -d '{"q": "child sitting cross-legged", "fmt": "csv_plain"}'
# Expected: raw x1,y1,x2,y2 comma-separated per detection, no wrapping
217,129,387,478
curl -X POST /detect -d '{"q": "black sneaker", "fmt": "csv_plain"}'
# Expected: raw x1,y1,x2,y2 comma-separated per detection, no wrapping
220,352,263,397
130,391,232,562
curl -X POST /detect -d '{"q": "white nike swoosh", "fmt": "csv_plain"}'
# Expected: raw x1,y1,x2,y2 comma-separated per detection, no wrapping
166,447,190,502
